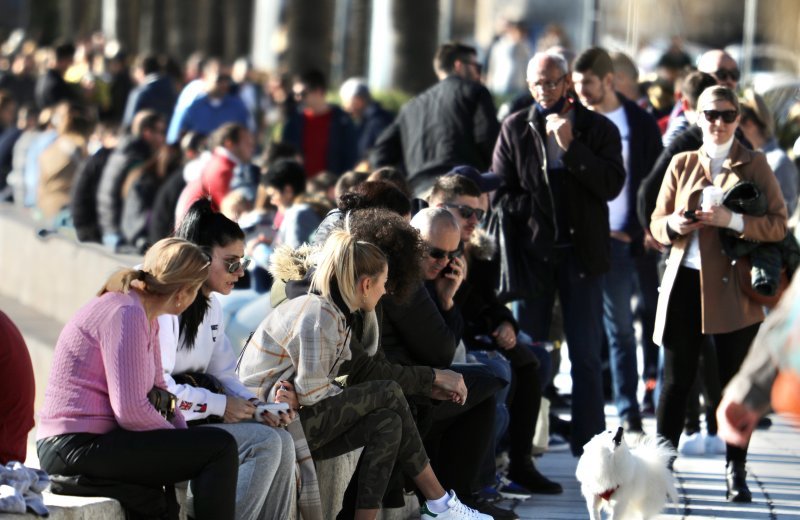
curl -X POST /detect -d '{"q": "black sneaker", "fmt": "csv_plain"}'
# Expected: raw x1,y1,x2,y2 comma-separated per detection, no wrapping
463,495,519,519
508,460,563,495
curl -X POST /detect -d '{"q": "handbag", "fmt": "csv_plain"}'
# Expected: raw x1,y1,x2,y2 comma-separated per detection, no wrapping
147,386,177,421
172,372,226,425
734,256,788,309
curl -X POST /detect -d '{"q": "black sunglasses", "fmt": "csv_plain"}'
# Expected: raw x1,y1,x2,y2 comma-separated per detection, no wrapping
444,203,485,221
223,257,252,274
427,245,463,261
703,110,738,124
713,68,740,82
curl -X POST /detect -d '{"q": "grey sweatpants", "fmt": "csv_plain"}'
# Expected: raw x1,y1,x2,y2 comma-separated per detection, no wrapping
188,422,296,520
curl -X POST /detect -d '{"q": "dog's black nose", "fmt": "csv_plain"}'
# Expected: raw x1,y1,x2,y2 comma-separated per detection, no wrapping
613,426,624,447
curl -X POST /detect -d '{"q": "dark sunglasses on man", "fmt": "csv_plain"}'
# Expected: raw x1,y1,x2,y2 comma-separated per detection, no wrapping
703,110,738,124
223,257,252,273
427,244,463,261
713,68,740,82
444,203,485,221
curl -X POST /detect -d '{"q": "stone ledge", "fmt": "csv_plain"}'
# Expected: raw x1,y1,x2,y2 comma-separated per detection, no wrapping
0,204,141,326
0,493,123,520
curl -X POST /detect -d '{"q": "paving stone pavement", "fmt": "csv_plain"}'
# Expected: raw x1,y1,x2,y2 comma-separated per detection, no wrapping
498,411,800,519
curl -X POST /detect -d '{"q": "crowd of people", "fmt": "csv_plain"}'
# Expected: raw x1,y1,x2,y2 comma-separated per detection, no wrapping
2,26,800,520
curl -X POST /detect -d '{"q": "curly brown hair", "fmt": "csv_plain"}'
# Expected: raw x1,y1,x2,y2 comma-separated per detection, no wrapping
346,208,424,304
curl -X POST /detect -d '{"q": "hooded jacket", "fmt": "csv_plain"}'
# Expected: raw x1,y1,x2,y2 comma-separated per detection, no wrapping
266,244,435,397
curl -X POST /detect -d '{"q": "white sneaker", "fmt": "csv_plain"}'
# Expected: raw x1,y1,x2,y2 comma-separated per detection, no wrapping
704,433,727,455
678,431,705,455
420,490,492,519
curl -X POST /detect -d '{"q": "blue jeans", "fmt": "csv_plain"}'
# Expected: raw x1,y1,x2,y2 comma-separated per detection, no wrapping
513,246,606,456
602,238,642,422
467,350,512,446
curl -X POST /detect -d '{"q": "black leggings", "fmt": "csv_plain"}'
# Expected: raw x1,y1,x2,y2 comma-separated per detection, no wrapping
656,267,760,463
37,427,238,520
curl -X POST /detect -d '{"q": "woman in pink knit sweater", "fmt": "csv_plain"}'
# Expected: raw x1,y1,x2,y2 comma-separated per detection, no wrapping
36,238,239,520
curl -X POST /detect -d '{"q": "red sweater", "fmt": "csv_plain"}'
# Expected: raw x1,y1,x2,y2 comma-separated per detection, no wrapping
0,311,35,464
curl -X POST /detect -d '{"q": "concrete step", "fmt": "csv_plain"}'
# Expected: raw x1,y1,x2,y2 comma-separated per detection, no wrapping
0,493,123,520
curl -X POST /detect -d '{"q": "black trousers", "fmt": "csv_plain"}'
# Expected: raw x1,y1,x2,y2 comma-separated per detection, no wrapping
656,267,760,463
37,427,238,520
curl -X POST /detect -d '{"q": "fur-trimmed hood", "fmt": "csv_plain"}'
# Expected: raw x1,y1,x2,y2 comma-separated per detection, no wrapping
268,242,380,357
268,243,318,283
466,227,497,262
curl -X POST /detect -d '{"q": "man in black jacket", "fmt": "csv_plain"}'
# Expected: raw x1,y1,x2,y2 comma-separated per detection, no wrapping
492,51,625,456
371,42,499,196
572,47,663,434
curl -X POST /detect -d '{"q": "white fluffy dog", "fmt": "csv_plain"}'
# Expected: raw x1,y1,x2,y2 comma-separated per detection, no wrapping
575,427,678,520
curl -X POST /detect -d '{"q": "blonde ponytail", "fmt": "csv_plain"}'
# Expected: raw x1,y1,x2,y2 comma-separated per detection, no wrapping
311,229,386,310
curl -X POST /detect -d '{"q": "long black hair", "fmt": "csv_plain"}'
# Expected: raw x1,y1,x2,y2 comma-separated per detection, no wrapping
175,198,245,349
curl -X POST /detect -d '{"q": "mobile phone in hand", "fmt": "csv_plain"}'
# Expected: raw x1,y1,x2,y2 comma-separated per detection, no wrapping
254,402,290,422
683,210,698,222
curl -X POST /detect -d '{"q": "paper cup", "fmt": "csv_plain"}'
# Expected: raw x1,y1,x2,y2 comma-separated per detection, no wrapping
702,186,724,211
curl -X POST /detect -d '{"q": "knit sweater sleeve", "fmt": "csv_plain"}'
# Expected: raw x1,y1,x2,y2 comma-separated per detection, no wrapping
101,304,175,431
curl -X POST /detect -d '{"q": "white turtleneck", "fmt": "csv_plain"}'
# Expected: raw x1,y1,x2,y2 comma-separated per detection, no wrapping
681,136,743,270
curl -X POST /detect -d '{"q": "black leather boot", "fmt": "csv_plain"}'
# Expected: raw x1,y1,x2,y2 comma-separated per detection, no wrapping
726,461,752,502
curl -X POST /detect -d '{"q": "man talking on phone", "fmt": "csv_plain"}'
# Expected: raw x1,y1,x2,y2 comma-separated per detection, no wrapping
491,51,625,456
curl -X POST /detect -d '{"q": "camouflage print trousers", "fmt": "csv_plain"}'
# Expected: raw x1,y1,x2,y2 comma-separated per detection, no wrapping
299,379,430,509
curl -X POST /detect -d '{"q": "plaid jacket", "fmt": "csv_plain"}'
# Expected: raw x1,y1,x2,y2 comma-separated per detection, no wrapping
239,293,352,406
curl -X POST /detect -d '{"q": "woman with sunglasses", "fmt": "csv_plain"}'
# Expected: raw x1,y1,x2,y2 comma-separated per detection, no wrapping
158,198,296,520
651,85,787,502
37,238,239,519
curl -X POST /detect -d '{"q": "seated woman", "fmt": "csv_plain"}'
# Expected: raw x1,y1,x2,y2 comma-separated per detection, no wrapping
36,238,238,520
239,228,489,520
159,199,296,520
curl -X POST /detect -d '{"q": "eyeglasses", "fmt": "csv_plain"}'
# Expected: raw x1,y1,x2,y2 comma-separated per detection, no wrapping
222,256,252,274
529,74,566,91
427,244,463,261
703,110,738,124
444,203,485,221
712,68,740,82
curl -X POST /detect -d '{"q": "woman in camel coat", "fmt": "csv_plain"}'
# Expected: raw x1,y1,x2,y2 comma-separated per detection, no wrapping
650,86,787,504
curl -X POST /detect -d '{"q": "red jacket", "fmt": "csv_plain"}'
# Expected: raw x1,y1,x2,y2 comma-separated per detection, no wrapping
176,149,237,220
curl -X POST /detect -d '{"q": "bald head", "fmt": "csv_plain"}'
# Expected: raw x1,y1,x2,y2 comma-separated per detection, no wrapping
411,207,460,240
697,50,739,90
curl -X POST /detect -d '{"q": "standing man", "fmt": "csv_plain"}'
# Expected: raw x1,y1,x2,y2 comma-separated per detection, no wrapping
491,51,625,455
35,41,77,109
371,42,499,196
281,69,357,177
572,47,663,433
339,77,394,162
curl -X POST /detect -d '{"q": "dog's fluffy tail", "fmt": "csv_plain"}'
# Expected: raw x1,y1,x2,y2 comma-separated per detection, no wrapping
632,435,679,503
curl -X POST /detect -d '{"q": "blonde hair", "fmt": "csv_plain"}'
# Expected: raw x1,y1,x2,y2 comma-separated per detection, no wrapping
98,238,210,297
310,229,386,310
697,85,740,114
